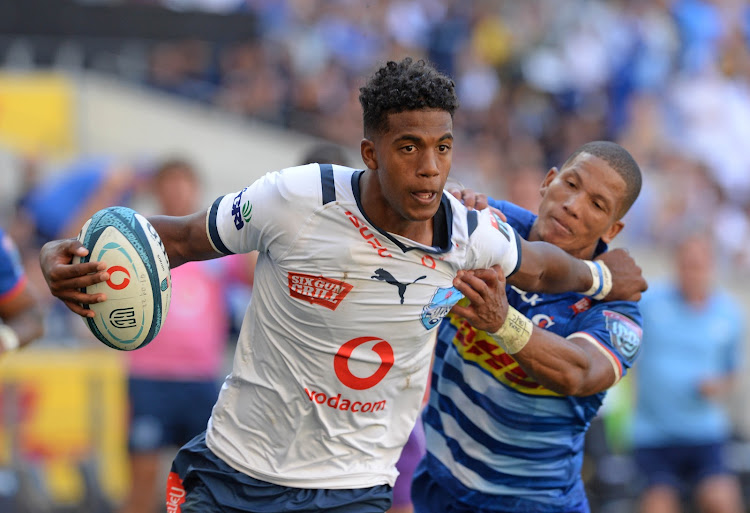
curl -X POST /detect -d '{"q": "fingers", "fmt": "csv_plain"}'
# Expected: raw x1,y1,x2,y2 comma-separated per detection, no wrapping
460,189,477,210
49,262,107,283
489,206,507,222
473,193,489,211
449,188,461,201
63,300,98,318
448,303,476,321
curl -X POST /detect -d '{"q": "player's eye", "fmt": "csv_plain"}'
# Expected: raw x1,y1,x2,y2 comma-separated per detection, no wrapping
402,145,416,153
438,144,451,152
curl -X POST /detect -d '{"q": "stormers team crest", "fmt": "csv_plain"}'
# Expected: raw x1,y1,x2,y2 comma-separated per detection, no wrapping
421,286,463,330
603,310,642,362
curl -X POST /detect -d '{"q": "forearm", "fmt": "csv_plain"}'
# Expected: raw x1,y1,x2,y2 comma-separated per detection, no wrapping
5,306,45,348
0,288,45,350
508,240,592,294
511,328,592,396
148,212,221,269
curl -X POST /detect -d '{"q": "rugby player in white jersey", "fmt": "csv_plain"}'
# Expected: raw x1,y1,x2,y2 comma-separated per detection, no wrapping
39,58,646,513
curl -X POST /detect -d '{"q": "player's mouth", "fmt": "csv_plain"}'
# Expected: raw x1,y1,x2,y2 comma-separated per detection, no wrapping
411,191,438,205
550,216,573,235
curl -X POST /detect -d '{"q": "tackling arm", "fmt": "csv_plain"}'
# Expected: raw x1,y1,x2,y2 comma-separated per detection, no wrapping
507,238,646,302
451,267,619,396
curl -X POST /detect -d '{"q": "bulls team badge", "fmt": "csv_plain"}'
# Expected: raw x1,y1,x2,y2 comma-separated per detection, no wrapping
421,286,463,330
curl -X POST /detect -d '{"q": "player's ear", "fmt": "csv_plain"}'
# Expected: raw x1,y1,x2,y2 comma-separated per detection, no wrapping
361,139,378,171
601,220,625,244
540,167,558,198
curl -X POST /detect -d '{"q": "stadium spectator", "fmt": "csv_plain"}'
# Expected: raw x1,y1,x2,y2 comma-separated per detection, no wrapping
0,227,44,354
412,141,644,513
118,159,253,513
631,231,745,513
39,58,646,513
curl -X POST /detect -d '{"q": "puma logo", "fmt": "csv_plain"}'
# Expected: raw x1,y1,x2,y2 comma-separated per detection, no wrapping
371,268,427,304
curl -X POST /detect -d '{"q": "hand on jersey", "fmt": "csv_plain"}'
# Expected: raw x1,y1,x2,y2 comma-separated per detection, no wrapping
39,239,110,317
449,188,506,221
596,248,647,302
449,265,509,333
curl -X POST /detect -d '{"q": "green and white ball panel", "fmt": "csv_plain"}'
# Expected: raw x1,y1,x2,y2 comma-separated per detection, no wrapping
74,206,171,351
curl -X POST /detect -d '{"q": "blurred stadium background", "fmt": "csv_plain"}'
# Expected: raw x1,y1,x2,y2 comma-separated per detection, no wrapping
0,0,750,512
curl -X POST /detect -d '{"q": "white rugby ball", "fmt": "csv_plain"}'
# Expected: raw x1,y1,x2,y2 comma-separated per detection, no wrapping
73,206,171,351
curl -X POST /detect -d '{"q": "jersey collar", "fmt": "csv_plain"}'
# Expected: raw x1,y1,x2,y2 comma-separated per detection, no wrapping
351,170,453,254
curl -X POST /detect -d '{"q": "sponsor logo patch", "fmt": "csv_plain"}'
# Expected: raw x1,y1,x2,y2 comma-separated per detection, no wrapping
603,310,642,362
371,268,426,304
570,296,593,314
166,472,186,513
421,286,463,330
334,336,394,390
231,187,249,230
288,272,353,311
344,210,392,258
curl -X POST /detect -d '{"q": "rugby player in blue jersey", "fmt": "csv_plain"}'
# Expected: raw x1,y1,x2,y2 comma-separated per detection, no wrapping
413,141,644,513
0,227,44,355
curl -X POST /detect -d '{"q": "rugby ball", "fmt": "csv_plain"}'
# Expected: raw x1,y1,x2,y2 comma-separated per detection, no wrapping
73,206,171,351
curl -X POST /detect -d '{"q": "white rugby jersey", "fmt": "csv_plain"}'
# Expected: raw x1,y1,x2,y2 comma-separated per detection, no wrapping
203,164,521,489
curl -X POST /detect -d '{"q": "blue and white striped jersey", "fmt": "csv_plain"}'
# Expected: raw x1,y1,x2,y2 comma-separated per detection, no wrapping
423,200,642,512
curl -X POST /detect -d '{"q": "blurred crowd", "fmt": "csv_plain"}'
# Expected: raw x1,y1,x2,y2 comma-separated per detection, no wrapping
2,1,750,511
77,0,750,272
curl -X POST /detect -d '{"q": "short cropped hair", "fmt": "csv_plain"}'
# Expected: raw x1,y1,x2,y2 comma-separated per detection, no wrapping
562,141,642,219
359,57,459,138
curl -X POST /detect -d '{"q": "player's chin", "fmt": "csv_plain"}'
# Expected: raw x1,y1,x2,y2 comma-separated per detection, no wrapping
406,205,439,222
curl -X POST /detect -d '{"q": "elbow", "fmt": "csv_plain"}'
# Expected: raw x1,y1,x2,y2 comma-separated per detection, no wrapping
552,371,586,396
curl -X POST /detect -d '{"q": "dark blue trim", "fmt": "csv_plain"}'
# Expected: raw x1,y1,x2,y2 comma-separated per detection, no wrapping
466,209,478,237
208,196,235,255
507,226,523,278
320,164,336,205
350,170,454,254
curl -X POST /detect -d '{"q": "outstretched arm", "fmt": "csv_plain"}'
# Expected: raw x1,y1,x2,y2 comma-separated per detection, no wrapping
508,238,646,302
451,267,620,396
40,211,219,318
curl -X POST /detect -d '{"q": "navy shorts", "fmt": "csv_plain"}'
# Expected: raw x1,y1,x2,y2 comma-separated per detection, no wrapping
634,442,730,492
167,432,393,513
411,462,589,513
128,377,219,452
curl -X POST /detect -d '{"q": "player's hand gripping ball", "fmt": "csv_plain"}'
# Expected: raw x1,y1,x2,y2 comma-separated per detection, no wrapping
73,206,171,350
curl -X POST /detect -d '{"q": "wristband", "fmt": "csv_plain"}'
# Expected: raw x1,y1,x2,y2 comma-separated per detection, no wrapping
0,325,20,352
593,261,612,300
489,306,533,354
582,260,613,300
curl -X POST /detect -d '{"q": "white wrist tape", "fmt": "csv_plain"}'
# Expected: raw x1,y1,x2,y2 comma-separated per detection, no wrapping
583,260,612,301
0,325,20,352
489,306,533,354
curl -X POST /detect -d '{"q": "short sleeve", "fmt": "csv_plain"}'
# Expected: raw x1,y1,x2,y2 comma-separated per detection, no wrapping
567,302,643,383
466,208,522,277
206,165,320,256
0,230,26,304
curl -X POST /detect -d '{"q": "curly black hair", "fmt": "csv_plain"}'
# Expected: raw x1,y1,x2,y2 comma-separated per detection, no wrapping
359,57,459,138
